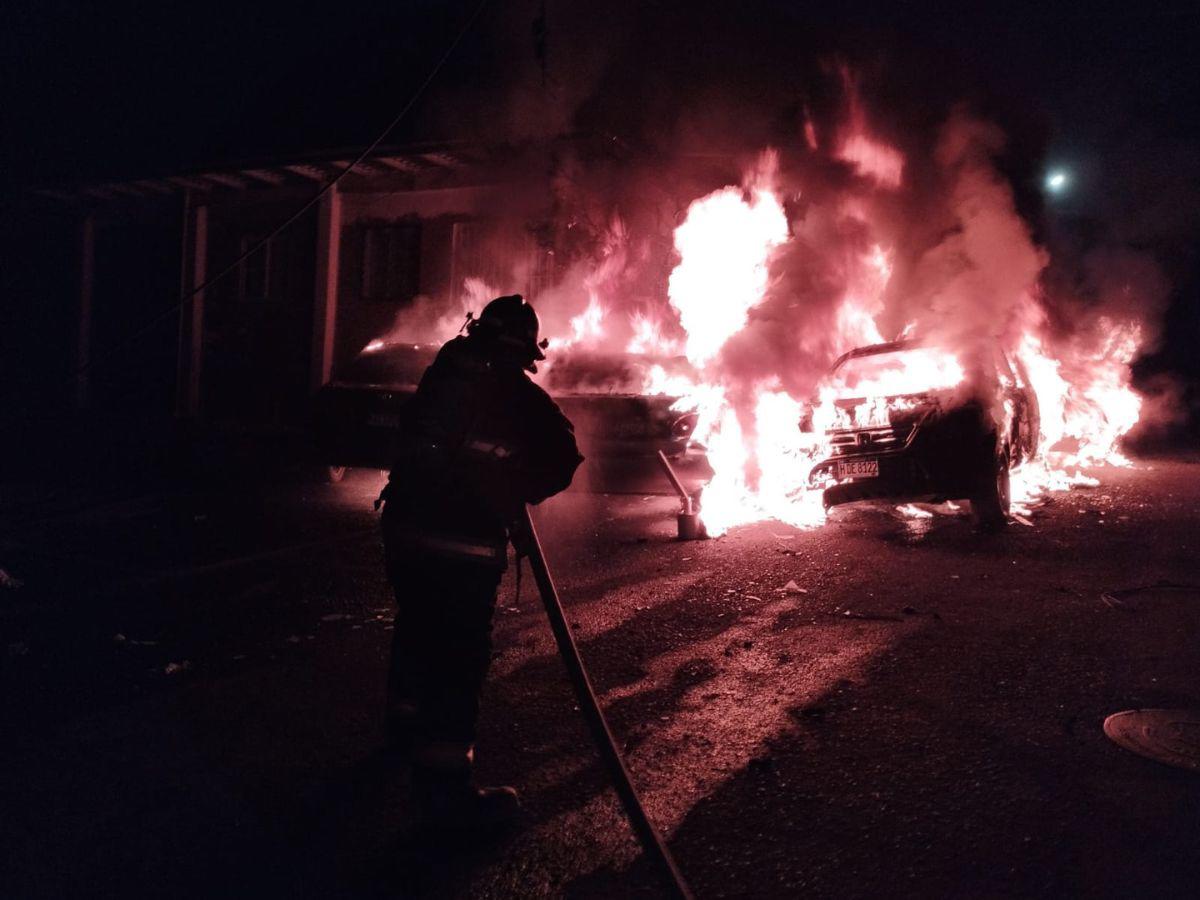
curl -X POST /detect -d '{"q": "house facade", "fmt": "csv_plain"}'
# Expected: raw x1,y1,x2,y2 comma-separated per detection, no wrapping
46,142,564,430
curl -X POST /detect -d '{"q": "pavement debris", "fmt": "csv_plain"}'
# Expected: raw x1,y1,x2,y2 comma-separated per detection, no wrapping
0,567,24,589
7,641,30,657
841,609,904,622
780,580,808,594
163,661,192,676
320,613,353,622
114,634,157,646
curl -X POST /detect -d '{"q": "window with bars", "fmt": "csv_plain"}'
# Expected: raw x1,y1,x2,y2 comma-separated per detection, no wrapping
450,220,554,303
361,220,422,303
527,244,557,301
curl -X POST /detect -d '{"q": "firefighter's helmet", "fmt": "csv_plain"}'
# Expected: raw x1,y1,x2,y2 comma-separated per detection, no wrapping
469,294,548,371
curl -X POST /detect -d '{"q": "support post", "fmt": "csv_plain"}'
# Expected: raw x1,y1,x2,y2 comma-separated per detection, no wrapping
311,185,342,391
175,191,192,417
76,212,95,409
175,200,207,418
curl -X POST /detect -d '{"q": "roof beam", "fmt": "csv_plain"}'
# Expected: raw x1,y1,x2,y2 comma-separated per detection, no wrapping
241,168,287,186
202,172,247,190
105,182,152,199
34,188,76,202
132,179,176,196
376,155,422,173
285,164,330,182
167,175,214,192
420,152,459,168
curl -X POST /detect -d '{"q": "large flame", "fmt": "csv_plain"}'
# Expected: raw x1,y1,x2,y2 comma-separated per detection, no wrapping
656,153,1144,535
667,155,789,366
352,98,1148,536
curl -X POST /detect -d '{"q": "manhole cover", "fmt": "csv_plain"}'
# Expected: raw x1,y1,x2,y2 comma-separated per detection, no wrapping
1103,709,1200,772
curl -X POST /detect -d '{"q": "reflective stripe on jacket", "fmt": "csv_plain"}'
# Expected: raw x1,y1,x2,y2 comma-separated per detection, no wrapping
388,526,507,566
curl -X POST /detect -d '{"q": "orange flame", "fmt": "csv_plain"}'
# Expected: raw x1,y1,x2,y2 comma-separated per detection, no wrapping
668,153,788,366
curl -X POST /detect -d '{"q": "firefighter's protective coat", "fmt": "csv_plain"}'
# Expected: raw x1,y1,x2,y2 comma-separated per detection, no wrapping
381,334,583,568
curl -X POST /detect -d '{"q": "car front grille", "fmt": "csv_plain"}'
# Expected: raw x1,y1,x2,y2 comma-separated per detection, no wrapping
829,421,917,456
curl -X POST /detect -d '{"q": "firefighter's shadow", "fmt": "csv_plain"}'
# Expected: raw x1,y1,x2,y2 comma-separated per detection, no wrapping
483,621,725,827
380,821,521,898
557,645,1061,898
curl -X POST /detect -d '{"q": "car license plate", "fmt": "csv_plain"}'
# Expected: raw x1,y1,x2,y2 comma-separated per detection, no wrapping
837,458,879,480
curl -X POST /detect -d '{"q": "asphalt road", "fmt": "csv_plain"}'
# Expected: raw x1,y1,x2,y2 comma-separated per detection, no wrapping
2,456,1199,898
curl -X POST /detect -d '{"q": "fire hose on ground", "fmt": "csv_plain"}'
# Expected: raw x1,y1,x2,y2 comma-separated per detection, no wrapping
516,506,696,900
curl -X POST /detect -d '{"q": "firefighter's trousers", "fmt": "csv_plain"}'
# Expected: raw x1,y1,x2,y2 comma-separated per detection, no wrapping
387,553,503,754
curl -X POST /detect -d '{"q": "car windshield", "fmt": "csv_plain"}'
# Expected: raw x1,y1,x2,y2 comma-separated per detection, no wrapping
830,345,965,397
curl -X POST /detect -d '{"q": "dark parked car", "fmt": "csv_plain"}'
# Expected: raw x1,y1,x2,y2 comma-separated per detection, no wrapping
312,343,702,487
804,340,1039,527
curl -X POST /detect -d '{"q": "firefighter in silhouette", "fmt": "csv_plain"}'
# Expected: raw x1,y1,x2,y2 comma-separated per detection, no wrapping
379,294,582,829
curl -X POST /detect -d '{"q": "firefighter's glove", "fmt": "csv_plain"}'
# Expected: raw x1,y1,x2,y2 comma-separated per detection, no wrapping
507,515,535,559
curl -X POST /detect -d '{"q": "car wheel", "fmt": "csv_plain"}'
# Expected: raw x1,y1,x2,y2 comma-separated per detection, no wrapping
324,465,348,484
970,448,1010,530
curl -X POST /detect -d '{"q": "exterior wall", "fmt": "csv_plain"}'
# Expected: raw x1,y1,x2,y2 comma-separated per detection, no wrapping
198,188,318,425
183,176,552,421
53,162,558,429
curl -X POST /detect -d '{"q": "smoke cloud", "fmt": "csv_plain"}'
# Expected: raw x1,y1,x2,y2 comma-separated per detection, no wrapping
377,0,1175,442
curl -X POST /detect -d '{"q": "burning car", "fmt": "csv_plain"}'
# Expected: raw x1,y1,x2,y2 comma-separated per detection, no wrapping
312,342,702,486
804,340,1039,527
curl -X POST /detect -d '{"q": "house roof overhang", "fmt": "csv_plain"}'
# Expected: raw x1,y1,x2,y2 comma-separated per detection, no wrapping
32,141,497,206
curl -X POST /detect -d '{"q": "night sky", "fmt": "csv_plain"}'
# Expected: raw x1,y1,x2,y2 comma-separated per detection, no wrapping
2,2,1198,413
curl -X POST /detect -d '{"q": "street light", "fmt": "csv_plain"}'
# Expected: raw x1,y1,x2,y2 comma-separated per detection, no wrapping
1045,169,1070,195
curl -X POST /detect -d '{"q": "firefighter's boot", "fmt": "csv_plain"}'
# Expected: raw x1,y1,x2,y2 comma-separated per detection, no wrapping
411,743,521,831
